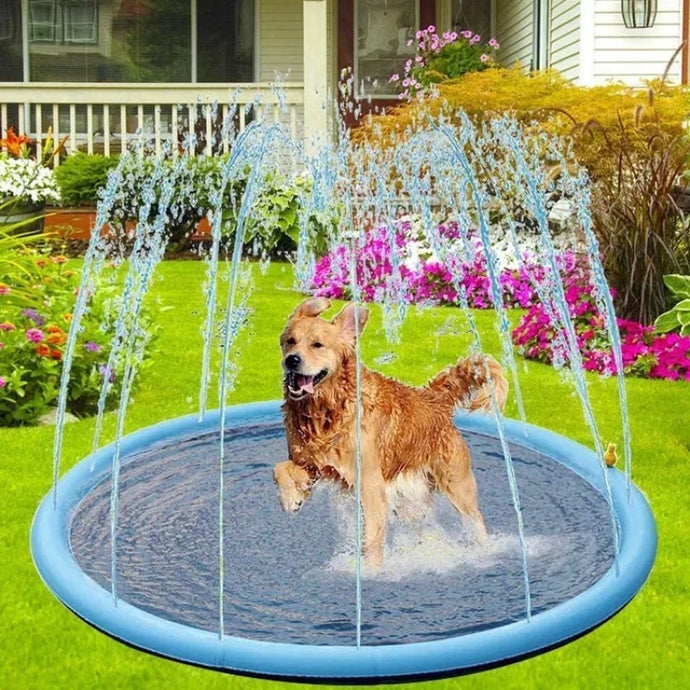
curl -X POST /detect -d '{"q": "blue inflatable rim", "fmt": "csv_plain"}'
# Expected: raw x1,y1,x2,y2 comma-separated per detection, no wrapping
31,400,657,682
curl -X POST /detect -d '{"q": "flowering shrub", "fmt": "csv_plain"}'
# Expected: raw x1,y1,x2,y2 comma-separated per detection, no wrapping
0,127,62,206
310,220,579,309
0,250,156,425
512,282,690,381
0,158,60,206
389,25,499,100
311,220,690,382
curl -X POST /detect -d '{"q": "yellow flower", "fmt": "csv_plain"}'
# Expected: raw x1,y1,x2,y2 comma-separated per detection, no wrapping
63,313,73,322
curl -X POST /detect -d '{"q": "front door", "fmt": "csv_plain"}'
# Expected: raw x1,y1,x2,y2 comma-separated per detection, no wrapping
337,0,437,122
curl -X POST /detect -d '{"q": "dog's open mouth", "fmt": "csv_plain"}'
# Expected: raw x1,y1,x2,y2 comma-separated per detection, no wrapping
286,370,328,400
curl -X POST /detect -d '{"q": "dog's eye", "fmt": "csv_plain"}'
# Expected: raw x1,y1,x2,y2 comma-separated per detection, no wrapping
286,337,296,346
312,342,323,349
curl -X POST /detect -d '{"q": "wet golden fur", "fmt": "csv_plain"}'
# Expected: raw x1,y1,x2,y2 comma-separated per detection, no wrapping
273,297,508,566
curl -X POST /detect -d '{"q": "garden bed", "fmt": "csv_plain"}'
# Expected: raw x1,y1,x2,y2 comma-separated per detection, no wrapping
1,261,688,689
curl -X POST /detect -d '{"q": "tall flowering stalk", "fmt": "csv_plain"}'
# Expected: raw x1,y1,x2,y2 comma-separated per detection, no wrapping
389,25,500,100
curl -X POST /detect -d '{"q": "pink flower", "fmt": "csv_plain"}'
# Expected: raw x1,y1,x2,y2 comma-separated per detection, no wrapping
26,328,44,343
461,30,473,39
480,54,489,62
389,73,400,83
0,376,6,389
427,24,436,33
488,38,499,48
470,35,481,45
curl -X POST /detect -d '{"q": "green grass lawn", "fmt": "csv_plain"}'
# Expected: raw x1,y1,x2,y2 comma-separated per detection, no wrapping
2,261,689,689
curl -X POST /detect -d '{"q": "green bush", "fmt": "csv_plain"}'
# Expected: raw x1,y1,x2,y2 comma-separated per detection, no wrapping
0,246,156,426
394,26,500,99
54,152,119,207
655,275,690,335
355,67,690,183
108,155,334,254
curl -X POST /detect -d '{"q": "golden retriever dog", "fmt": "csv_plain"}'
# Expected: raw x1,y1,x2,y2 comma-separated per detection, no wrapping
273,297,508,567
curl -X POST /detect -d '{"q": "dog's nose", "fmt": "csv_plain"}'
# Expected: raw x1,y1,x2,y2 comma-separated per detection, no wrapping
285,354,302,371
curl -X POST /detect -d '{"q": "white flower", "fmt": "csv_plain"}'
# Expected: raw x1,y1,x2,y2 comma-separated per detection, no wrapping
0,158,60,204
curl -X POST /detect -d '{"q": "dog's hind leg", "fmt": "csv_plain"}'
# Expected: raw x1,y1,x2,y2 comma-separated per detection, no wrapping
435,435,487,543
360,451,388,567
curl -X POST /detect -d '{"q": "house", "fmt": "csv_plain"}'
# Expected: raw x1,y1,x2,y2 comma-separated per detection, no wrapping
0,0,686,160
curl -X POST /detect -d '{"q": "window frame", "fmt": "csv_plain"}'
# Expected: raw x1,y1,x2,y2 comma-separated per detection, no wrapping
63,1,99,46
29,0,59,44
353,0,420,100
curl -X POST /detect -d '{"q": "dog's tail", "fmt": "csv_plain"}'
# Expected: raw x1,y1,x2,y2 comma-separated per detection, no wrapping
428,354,509,413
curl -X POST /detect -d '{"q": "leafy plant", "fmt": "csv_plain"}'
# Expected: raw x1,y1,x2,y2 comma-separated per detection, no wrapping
0,198,53,305
390,25,499,100
587,96,690,324
107,155,334,255
54,153,119,206
655,275,690,335
0,248,157,425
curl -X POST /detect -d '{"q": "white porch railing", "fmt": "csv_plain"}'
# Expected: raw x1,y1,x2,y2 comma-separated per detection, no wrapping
0,82,304,164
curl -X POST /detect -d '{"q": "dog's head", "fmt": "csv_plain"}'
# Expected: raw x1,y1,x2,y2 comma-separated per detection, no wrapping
280,297,369,401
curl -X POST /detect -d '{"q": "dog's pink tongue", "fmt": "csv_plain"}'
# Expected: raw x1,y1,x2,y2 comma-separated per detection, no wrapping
296,374,314,393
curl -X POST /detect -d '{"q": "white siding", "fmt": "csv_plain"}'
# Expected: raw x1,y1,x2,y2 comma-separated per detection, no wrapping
549,0,580,81
496,0,535,68
257,0,305,140
327,0,336,98
258,0,304,81
591,0,682,85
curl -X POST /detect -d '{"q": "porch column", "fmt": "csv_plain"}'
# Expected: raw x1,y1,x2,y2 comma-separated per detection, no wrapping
303,0,329,153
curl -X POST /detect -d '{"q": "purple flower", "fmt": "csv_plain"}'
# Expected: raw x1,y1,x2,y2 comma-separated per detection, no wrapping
98,364,115,382
26,328,44,343
84,341,102,353
21,308,45,326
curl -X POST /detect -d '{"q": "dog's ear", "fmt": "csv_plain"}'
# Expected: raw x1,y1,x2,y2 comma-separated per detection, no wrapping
332,303,369,343
291,297,331,319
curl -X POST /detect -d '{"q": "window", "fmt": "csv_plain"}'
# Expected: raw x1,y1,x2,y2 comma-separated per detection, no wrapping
197,0,255,82
450,0,491,39
355,0,417,97
0,0,22,81
64,1,98,44
0,0,19,42
29,0,58,43
16,0,257,83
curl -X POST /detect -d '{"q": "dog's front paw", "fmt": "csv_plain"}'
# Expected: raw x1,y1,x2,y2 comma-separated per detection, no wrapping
273,460,312,514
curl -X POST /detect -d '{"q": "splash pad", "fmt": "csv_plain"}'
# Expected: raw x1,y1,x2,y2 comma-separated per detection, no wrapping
32,403,655,680
31,87,656,681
